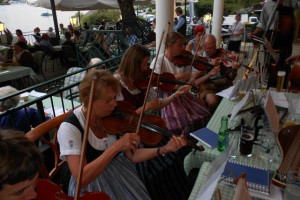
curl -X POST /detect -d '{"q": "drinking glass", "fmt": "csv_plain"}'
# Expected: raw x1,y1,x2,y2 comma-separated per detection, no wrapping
283,92,299,127
229,130,240,160
239,125,254,157
276,71,286,92
284,170,300,200
260,73,269,93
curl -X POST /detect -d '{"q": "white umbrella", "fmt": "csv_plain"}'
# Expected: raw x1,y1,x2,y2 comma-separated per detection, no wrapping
27,0,119,37
27,0,118,11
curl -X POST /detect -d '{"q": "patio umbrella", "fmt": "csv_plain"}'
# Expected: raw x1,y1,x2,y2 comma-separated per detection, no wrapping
27,0,118,11
27,0,119,38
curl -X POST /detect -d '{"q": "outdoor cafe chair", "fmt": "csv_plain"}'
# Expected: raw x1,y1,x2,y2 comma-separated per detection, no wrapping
40,45,61,72
26,111,71,194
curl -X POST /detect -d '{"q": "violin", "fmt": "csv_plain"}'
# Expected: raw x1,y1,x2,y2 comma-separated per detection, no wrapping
99,101,204,151
173,50,215,71
288,56,300,92
134,68,193,91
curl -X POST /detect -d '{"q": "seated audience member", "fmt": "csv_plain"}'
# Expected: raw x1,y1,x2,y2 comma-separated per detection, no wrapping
47,27,56,38
59,23,67,35
73,29,81,44
83,22,90,30
62,31,76,52
68,24,74,36
0,129,43,200
39,33,54,49
0,86,50,132
34,27,41,37
39,33,66,66
33,27,41,44
63,58,104,101
0,42,37,72
15,29,27,44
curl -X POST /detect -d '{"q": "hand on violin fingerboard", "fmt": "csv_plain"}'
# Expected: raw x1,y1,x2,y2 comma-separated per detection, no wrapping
176,85,193,96
114,133,140,153
208,66,220,77
163,135,187,153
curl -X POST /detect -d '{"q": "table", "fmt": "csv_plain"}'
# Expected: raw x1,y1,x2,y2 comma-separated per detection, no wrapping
0,66,36,83
42,95,81,118
23,91,80,118
185,93,284,200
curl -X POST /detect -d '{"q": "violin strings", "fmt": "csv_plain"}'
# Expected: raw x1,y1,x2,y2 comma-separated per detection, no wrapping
120,113,199,149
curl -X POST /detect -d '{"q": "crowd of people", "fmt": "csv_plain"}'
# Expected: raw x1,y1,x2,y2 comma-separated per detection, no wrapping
1,2,300,200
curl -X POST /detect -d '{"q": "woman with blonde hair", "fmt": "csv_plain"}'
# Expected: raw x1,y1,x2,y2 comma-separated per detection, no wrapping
57,69,187,199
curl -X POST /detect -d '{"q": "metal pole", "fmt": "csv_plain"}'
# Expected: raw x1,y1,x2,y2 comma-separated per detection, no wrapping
78,10,82,30
50,0,60,40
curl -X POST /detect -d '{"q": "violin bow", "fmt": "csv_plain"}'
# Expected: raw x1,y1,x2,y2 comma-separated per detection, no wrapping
154,22,171,95
132,26,168,158
74,79,96,200
190,32,205,68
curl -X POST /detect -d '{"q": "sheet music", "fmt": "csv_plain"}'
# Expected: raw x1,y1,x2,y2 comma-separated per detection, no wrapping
196,142,234,199
229,91,252,122
269,91,288,108
29,90,46,98
216,85,237,100
217,75,259,100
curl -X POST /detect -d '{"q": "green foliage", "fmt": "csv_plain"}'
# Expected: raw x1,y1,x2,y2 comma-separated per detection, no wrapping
194,0,262,18
81,9,121,27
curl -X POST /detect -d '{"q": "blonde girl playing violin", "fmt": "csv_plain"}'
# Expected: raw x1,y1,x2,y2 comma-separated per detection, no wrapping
57,69,187,200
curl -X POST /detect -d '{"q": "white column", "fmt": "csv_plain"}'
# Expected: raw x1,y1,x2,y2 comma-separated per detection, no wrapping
155,0,174,54
211,0,224,47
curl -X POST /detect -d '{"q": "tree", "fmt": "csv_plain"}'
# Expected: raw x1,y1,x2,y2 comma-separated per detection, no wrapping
117,0,136,19
194,0,262,18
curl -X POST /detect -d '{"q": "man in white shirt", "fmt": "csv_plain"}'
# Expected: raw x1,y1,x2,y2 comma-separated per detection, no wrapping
227,13,244,53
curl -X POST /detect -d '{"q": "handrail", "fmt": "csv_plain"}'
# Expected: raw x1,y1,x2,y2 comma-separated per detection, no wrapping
0,56,121,122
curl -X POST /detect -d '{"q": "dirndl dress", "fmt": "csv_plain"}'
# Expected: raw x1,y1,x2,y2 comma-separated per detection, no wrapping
68,154,151,200
160,91,211,135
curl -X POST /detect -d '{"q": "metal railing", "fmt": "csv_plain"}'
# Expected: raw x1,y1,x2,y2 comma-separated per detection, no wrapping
0,56,121,130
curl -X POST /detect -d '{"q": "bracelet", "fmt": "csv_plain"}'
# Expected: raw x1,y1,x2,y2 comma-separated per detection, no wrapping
157,147,165,157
